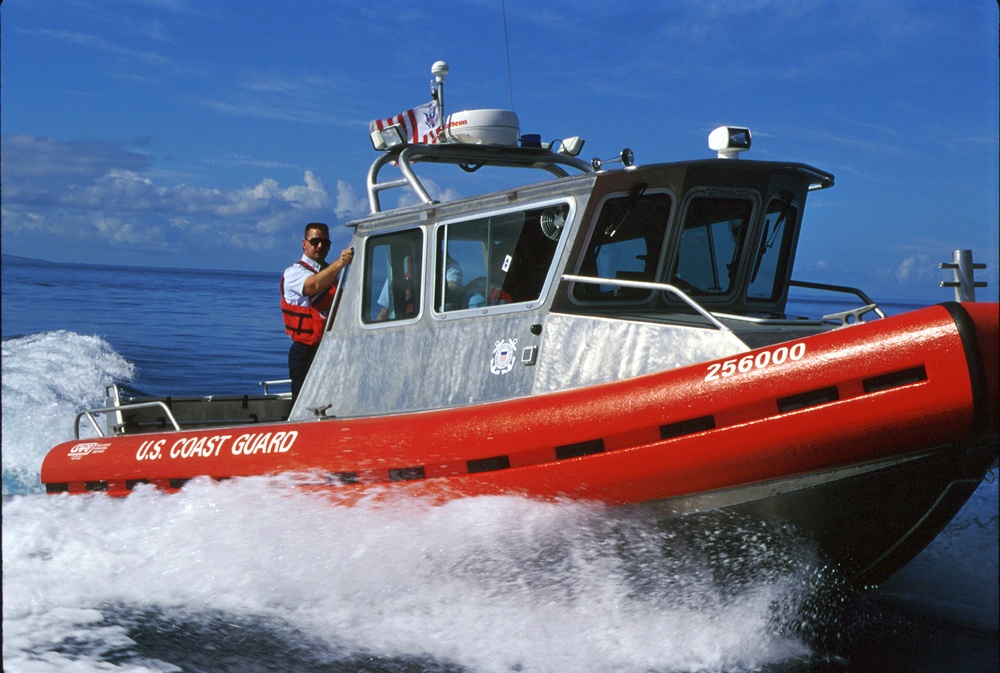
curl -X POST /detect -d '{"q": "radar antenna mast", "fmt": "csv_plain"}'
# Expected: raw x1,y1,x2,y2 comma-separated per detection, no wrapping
431,61,450,142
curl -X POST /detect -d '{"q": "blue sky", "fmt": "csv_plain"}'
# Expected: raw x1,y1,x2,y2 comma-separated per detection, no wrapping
2,1,997,302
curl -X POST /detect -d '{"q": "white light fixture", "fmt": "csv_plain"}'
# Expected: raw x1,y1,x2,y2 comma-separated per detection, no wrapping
370,124,407,151
708,126,752,159
558,136,585,157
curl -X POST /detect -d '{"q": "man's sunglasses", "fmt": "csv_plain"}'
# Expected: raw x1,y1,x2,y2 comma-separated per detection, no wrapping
307,237,331,247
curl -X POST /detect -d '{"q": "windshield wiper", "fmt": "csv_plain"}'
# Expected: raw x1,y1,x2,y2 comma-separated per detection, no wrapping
751,191,794,284
604,182,648,238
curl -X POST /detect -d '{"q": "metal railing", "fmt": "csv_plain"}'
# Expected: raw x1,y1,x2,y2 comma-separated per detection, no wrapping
259,379,293,396
561,274,733,333
367,143,594,213
75,401,181,439
787,279,886,324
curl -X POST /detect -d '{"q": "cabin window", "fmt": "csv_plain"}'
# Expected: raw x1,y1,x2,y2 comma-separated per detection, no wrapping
362,228,423,323
747,196,798,302
435,203,568,312
671,195,754,296
573,191,672,301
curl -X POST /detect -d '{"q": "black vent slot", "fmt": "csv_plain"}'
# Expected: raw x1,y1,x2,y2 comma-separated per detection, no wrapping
85,481,108,492
555,439,605,460
660,415,716,440
169,478,190,489
45,482,68,494
126,479,150,491
467,455,511,474
777,386,840,413
389,466,425,481
863,366,928,394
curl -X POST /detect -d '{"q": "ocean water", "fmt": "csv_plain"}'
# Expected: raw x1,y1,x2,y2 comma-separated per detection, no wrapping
2,255,997,673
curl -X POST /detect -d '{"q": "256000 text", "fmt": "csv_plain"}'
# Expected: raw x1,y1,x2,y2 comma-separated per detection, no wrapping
705,343,806,382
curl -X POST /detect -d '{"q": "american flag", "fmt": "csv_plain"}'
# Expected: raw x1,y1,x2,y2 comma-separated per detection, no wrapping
369,100,442,145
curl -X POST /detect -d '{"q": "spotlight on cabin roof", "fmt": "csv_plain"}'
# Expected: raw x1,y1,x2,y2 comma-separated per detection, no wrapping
370,123,407,151
708,126,752,159
558,136,585,157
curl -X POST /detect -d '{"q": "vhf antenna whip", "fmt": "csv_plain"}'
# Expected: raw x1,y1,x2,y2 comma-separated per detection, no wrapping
502,0,514,111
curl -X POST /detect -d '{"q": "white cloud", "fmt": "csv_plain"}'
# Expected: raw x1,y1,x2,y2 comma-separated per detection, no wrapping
896,254,931,283
388,177,462,211
0,208,45,231
1,135,150,188
334,180,369,220
92,216,167,248
284,170,332,210
198,70,363,127
33,28,171,67
0,135,347,256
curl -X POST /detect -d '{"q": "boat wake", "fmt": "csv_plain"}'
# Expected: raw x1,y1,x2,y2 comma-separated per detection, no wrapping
2,331,996,672
2,331,134,496
3,476,827,673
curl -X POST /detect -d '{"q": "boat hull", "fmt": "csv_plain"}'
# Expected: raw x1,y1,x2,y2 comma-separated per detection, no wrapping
41,302,999,582
643,439,996,584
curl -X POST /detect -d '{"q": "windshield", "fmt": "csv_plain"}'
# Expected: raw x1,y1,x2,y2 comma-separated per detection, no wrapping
573,191,672,301
671,195,754,296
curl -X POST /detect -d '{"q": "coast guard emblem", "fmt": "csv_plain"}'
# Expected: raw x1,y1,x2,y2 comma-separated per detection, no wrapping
68,442,111,460
490,338,518,375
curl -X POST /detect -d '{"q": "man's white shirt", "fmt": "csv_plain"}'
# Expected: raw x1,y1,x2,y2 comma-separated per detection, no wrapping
283,255,324,307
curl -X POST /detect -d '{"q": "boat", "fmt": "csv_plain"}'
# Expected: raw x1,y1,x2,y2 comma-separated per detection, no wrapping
41,63,998,585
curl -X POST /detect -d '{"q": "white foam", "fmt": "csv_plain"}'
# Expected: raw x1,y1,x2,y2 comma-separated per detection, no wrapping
2,327,996,672
2,331,134,496
3,480,813,672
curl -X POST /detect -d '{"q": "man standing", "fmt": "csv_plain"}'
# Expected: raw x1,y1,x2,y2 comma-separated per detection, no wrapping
280,222,354,400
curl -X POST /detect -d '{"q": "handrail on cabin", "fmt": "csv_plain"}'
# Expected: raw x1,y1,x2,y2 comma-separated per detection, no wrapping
561,274,733,333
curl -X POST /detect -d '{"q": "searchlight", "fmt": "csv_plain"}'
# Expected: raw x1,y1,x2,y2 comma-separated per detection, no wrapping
708,126,752,159
370,123,408,151
558,136,585,157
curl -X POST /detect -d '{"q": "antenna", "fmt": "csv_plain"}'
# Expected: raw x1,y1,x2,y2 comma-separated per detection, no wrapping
502,0,515,110
431,61,450,141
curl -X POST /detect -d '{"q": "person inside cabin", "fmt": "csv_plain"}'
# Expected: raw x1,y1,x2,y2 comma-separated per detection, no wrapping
464,249,513,309
442,255,464,310
280,222,354,400
376,254,461,319
376,275,412,321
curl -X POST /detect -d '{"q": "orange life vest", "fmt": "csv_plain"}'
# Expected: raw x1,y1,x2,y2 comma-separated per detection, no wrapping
280,261,335,345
